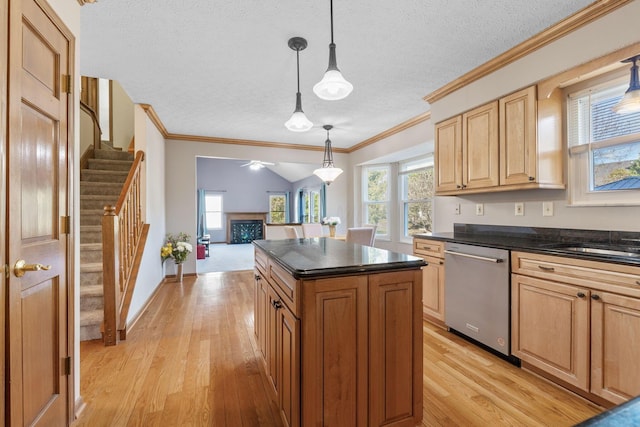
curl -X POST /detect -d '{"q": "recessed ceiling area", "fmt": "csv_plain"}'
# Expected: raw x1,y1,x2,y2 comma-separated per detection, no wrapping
80,0,594,149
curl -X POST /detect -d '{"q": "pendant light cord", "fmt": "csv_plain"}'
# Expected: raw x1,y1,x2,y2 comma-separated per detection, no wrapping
296,48,301,93
330,0,334,44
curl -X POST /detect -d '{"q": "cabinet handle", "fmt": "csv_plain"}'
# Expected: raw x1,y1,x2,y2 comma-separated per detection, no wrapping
272,300,283,310
439,261,444,265
461,184,467,189
577,292,586,298
591,294,601,301
538,265,555,272
528,176,535,181
636,280,640,286
255,274,260,281
456,185,462,189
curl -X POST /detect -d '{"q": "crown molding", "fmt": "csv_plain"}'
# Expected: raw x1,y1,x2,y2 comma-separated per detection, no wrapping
139,102,429,154
345,112,431,153
423,0,634,105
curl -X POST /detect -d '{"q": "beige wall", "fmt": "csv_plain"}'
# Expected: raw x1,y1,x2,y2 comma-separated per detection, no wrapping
429,1,640,233
111,80,134,150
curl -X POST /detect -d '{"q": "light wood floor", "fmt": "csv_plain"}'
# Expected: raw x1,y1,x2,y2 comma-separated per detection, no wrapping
73,271,603,426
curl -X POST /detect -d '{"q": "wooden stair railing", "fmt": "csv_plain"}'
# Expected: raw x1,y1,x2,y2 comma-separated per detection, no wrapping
80,100,102,154
102,150,147,346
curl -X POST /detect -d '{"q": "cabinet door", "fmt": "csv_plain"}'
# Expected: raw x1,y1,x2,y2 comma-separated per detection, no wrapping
462,101,499,189
301,275,368,427
591,291,640,404
254,271,268,360
266,286,280,395
435,115,462,193
499,86,537,185
511,274,590,391
420,255,445,324
277,303,300,427
369,270,423,427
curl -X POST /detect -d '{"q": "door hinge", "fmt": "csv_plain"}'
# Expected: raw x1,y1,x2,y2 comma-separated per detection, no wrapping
60,216,70,234
64,356,71,376
62,74,72,94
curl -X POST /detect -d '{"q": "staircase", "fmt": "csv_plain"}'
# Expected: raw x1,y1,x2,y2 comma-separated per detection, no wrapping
80,148,134,341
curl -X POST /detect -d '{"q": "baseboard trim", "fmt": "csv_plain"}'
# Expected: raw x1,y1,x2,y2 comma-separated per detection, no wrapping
124,279,168,336
74,396,86,420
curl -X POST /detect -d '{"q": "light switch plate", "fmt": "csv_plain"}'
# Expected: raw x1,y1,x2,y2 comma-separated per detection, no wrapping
475,203,484,216
515,202,524,216
543,201,554,217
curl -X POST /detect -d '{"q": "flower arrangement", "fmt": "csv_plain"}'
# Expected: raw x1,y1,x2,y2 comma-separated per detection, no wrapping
161,232,193,264
322,216,341,226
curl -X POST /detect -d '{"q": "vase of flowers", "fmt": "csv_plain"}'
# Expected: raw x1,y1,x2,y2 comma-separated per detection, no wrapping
161,232,193,282
322,216,341,237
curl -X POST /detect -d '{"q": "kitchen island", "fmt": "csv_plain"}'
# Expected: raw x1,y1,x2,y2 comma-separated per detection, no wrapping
253,238,425,427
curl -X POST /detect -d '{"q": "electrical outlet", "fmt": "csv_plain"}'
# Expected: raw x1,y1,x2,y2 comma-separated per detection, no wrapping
475,203,484,216
543,201,554,217
454,203,460,215
515,202,524,216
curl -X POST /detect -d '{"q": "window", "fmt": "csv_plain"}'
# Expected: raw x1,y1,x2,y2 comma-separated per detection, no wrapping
300,189,321,223
568,74,640,205
205,192,223,229
363,166,390,236
98,78,112,142
269,193,288,223
400,156,434,238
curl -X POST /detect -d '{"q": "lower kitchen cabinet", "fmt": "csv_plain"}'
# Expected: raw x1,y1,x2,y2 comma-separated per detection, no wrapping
512,251,640,405
254,246,423,426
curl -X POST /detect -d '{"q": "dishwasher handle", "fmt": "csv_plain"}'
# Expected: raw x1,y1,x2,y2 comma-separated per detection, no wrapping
444,249,504,263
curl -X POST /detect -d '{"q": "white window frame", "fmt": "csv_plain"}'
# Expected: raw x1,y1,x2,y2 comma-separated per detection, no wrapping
205,192,223,230
567,71,640,206
362,165,390,239
399,155,434,242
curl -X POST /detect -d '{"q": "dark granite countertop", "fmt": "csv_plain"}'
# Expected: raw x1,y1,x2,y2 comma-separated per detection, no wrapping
253,238,425,279
414,224,640,267
575,395,640,426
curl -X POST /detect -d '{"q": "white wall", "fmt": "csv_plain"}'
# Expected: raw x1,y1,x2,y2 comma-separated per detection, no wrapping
126,105,167,323
164,139,348,275
430,1,640,233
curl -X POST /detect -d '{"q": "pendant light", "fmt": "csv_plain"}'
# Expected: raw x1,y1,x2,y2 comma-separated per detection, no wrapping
285,37,313,132
313,125,343,185
313,0,353,101
613,55,640,114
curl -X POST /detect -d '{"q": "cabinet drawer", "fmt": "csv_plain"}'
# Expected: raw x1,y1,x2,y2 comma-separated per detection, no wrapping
413,239,444,258
512,251,640,297
269,260,300,317
255,247,268,274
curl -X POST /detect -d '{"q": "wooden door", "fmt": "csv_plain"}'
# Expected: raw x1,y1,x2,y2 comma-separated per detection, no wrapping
7,0,73,425
434,116,462,193
511,274,590,391
462,101,499,189
591,291,640,404
499,85,537,185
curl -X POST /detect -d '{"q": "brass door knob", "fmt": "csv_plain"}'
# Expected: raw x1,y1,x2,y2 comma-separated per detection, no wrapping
13,259,52,277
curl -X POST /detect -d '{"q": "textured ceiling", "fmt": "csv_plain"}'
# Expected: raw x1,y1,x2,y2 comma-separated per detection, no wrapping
80,0,594,149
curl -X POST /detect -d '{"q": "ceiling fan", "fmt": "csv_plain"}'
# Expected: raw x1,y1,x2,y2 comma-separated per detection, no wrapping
240,160,275,170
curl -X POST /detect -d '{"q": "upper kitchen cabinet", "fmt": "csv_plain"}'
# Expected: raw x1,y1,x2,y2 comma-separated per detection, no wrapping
434,115,462,193
435,84,564,195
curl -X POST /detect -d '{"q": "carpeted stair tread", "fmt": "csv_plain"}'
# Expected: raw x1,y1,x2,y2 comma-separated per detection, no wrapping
81,262,103,273
88,158,134,171
81,242,102,250
94,149,134,161
80,284,103,297
80,309,103,325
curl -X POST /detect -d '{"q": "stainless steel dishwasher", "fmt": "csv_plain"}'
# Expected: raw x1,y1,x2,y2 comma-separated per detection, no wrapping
444,242,511,356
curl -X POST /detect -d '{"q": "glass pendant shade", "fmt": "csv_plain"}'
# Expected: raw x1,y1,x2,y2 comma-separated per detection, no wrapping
285,93,313,132
313,124,343,185
613,56,640,114
313,166,343,184
285,37,313,132
314,44,353,101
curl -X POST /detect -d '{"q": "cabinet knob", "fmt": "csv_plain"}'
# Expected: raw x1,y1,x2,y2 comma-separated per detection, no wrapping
528,176,535,181
461,184,467,189
591,294,601,301
254,274,260,280
577,292,586,298
272,300,283,310
456,185,462,189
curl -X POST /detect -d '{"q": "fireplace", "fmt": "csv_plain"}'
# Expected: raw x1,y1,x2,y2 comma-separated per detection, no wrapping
226,212,267,244
229,220,264,244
